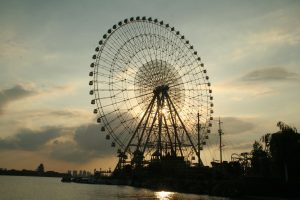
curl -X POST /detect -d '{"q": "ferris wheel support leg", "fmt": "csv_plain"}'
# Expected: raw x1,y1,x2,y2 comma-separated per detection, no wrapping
197,112,202,166
136,95,156,151
141,110,158,155
166,93,203,166
123,94,157,156
157,93,163,158
166,96,183,157
163,115,175,155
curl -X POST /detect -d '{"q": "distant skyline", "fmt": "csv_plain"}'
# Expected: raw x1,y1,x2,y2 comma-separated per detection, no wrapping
0,0,300,172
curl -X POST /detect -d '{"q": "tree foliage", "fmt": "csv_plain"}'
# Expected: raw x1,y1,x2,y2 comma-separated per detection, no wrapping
269,121,300,182
36,163,44,174
251,141,270,176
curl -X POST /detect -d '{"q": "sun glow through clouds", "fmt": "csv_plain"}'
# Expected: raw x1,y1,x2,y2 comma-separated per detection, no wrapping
155,191,174,200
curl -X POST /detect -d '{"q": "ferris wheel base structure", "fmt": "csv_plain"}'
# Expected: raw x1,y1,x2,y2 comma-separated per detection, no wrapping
89,17,214,174
114,84,203,172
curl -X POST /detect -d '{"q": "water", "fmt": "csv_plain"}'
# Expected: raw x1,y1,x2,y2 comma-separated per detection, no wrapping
0,176,229,200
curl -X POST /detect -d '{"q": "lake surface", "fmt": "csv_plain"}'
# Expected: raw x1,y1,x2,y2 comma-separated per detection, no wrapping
0,176,229,200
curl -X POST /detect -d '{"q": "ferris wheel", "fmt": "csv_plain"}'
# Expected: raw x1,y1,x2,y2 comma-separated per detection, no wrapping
89,17,213,168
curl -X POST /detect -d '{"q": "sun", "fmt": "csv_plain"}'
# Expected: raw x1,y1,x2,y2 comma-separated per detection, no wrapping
155,191,174,199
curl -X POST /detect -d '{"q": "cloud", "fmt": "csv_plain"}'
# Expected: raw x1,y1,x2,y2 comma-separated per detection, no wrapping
49,123,115,163
0,123,115,163
49,141,96,163
0,30,30,60
229,27,300,62
0,82,77,110
206,117,255,147
221,117,255,135
214,80,275,99
241,67,299,82
0,84,37,113
74,124,110,152
228,142,253,152
213,66,299,101
248,29,300,46
0,126,62,150
211,116,255,136
21,108,91,124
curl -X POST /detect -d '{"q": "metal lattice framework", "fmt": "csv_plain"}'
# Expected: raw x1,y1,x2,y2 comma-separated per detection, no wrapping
89,17,213,169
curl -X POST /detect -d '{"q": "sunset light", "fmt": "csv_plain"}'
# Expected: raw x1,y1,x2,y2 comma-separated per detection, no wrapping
155,191,174,200
0,0,299,199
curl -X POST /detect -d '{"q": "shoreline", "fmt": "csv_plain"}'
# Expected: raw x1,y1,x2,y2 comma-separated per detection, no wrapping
65,175,300,198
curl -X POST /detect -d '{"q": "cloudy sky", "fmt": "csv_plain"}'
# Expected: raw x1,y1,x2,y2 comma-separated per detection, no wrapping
0,0,299,172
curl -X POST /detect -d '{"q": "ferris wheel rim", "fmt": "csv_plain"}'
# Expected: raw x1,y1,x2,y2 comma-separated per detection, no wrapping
89,16,214,158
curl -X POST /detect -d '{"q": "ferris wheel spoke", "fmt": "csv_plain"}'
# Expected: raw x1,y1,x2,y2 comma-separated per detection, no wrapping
128,24,153,64
106,28,142,63
117,25,149,67
169,80,205,89
166,38,185,65
100,91,153,109
95,89,137,92
104,36,148,81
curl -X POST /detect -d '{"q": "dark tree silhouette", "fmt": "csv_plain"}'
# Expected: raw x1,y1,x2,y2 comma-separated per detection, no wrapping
269,121,300,182
36,163,45,174
251,141,270,177
260,133,271,152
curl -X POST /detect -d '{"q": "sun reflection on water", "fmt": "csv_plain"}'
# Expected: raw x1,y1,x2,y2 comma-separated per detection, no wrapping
155,191,174,200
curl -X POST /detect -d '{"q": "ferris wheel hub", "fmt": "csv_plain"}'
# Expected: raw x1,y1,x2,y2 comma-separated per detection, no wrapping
153,85,169,94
